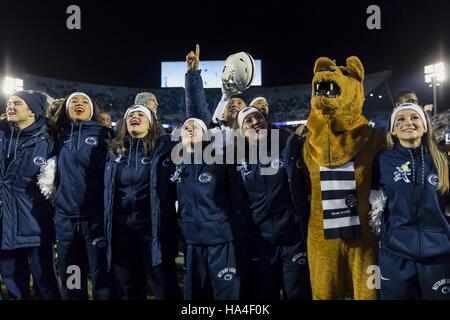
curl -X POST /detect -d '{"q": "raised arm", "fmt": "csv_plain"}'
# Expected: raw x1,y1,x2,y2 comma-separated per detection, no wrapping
185,44,212,125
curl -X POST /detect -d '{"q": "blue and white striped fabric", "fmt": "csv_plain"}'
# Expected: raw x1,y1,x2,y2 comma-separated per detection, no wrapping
320,162,361,239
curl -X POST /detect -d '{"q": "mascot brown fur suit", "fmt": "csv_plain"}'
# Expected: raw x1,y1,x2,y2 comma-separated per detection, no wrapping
303,56,385,299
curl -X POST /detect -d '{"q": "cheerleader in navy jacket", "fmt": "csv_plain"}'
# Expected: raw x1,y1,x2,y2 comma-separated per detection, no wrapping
236,107,312,300
104,105,180,300
173,118,242,300
371,103,450,300
49,92,114,300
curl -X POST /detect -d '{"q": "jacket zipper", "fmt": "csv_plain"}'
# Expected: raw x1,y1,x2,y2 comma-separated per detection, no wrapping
415,154,422,259
107,162,116,272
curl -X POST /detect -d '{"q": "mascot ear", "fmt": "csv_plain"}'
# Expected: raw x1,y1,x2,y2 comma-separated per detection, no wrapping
313,57,336,74
346,56,364,82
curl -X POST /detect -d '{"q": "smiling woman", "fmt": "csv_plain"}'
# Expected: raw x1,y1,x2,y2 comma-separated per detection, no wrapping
392,111,425,147
127,111,151,139
373,102,450,300
387,103,448,193
110,104,159,156
104,104,181,300
49,91,115,300
67,93,93,121
390,104,427,149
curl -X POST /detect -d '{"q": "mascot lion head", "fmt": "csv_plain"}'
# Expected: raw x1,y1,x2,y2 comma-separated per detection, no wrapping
305,56,376,167
310,57,365,129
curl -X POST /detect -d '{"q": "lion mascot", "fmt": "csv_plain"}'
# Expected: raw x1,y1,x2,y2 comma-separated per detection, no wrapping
303,56,385,299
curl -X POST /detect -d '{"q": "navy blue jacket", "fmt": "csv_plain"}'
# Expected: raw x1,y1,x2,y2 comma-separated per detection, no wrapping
184,68,251,212
53,121,113,218
110,139,152,233
184,68,253,240
0,117,55,249
176,160,237,246
238,130,309,246
374,143,450,261
185,70,212,125
186,69,308,245
105,135,179,267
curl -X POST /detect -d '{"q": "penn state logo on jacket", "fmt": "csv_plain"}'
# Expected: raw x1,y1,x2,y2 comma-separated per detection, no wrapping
33,156,47,167
85,136,98,146
162,157,171,167
427,174,439,187
198,172,213,183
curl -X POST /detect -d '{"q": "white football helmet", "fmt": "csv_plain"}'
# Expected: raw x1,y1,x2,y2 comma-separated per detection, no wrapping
221,52,256,95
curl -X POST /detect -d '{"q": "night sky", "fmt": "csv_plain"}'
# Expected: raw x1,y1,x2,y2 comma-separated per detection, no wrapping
1,0,450,109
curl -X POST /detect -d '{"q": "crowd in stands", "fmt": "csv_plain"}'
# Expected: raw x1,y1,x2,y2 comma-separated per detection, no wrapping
18,71,399,128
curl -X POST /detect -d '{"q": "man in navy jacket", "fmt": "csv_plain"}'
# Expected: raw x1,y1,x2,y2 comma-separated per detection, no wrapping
0,90,60,299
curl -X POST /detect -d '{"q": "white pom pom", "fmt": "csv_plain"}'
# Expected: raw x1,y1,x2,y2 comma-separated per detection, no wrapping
37,156,57,200
368,188,387,237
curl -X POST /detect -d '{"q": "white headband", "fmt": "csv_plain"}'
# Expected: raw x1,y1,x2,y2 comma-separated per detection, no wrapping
124,105,153,125
238,106,261,129
181,118,209,138
66,92,94,121
249,96,267,107
390,103,428,134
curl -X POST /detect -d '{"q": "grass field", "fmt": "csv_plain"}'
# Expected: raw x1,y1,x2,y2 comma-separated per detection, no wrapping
0,253,185,300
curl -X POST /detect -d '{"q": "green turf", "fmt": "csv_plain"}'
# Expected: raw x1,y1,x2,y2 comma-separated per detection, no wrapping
0,253,185,300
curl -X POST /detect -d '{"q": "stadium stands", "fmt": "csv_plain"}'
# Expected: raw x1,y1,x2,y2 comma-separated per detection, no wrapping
20,70,394,127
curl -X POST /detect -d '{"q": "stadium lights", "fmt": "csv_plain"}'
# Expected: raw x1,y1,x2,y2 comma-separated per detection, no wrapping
2,77,24,95
424,62,446,117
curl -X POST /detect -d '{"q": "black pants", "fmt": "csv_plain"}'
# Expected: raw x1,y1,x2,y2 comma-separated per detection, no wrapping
379,249,450,300
0,239,61,300
111,231,181,300
55,213,112,300
245,235,312,300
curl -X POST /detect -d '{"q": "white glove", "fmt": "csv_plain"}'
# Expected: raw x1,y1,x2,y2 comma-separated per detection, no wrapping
212,93,230,124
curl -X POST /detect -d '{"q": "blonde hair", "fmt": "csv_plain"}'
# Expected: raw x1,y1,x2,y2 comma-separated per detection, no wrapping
387,112,449,194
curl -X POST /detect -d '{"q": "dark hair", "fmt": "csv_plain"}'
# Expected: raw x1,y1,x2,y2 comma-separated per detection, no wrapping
50,94,103,138
109,109,161,158
394,88,417,105
98,110,112,127
46,98,65,119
